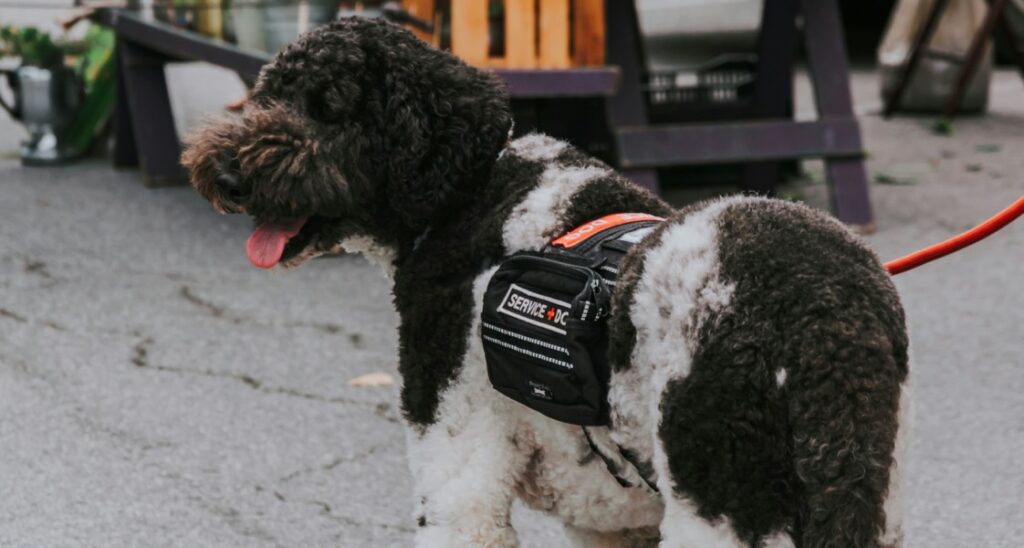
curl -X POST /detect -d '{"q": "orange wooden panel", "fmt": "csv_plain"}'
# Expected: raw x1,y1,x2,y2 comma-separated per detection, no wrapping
539,0,571,68
572,0,604,66
451,0,490,65
505,0,537,68
402,0,437,45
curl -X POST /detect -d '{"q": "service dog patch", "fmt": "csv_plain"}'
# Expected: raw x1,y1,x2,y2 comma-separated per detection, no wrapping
497,283,572,335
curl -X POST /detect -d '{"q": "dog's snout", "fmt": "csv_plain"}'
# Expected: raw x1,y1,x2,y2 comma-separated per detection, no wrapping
215,173,249,203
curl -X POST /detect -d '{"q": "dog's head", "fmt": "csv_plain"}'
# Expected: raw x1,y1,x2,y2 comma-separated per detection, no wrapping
182,18,511,269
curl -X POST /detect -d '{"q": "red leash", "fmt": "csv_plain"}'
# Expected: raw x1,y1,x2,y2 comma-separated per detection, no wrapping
885,196,1024,275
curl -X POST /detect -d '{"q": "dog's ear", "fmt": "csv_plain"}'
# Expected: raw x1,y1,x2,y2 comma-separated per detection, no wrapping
379,41,512,229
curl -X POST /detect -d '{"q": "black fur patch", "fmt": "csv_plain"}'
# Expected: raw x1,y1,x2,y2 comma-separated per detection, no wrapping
656,200,908,547
392,153,544,425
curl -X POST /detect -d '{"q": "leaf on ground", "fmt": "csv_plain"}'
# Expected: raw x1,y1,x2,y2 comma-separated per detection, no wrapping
875,173,916,185
779,189,803,202
930,118,953,136
965,163,983,173
348,372,395,387
974,143,1001,153
874,162,928,186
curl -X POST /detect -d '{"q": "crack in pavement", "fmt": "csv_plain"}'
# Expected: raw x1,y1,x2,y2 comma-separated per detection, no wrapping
131,337,154,368
179,285,227,317
129,336,387,411
0,350,176,456
23,258,53,279
374,401,401,424
277,445,386,484
0,305,65,331
318,501,416,534
264,488,415,535
0,306,27,323
70,410,177,455
177,482,288,548
177,284,363,339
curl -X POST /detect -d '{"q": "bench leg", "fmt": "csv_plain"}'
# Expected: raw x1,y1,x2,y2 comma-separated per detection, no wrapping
604,0,659,194
113,42,139,168
118,41,185,186
743,0,799,194
801,0,874,227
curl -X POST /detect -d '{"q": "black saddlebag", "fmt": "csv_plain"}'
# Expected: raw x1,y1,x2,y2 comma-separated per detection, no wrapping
481,213,663,425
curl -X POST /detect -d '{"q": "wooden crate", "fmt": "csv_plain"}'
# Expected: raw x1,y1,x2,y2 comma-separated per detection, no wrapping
404,0,605,68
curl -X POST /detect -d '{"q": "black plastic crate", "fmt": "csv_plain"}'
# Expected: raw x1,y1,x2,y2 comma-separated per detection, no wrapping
645,54,757,124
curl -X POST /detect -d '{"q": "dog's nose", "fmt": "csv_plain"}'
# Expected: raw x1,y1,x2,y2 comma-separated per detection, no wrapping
215,173,249,203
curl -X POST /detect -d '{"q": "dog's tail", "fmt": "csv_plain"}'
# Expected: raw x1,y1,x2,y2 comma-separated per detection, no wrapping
789,321,906,548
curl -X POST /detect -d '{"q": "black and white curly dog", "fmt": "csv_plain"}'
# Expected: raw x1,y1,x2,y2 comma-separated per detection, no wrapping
183,18,910,548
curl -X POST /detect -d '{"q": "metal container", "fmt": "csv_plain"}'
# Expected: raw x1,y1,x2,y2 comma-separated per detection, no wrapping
262,1,339,54
0,65,83,165
230,1,338,55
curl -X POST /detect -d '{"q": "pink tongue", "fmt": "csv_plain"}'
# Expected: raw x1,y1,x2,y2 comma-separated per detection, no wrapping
246,218,307,269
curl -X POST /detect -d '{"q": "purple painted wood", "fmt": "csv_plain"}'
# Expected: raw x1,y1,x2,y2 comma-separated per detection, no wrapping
800,0,873,226
494,69,619,98
743,0,798,193
616,119,863,167
96,9,268,78
602,0,659,193
113,41,139,169
119,41,184,185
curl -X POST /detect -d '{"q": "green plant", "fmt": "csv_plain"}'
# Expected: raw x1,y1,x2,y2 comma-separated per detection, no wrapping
0,25,65,69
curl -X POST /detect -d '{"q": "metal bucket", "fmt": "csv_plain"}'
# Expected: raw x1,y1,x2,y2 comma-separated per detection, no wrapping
263,1,338,53
0,65,83,165
231,1,338,55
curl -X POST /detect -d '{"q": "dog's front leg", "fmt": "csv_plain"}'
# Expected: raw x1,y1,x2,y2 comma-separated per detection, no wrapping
400,267,531,547
406,407,527,548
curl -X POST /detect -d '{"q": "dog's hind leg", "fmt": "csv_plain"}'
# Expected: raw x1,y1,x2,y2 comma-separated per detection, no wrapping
652,487,746,548
620,198,752,548
880,381,912,548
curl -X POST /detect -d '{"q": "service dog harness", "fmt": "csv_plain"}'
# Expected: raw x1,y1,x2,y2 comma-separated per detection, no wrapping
482,213,663,426
482,213,665,492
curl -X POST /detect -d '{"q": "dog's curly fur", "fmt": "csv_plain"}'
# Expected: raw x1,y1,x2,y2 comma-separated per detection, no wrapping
183,18,910,548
